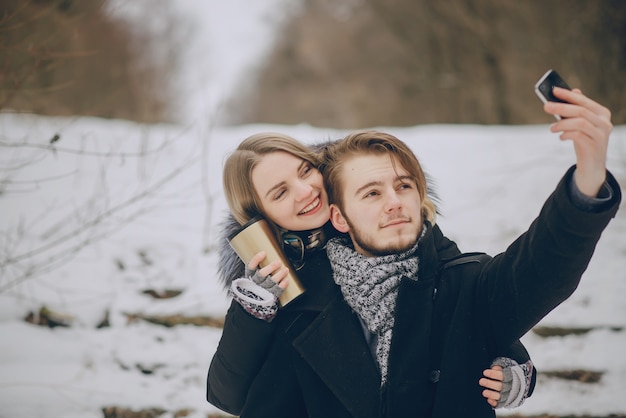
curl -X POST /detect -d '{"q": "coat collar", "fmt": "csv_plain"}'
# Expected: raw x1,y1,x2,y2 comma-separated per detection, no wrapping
419,222,461,281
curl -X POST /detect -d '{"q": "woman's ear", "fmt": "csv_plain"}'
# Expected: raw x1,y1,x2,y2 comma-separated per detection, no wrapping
330,204,350,233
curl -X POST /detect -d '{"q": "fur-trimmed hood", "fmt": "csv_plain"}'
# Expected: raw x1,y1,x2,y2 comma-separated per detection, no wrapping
217,212,248,291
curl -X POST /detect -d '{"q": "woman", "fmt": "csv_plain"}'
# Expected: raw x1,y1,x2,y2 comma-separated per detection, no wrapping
207,132,535,417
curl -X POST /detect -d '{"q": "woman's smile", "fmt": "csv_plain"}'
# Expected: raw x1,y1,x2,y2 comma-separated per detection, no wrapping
299,196,322,216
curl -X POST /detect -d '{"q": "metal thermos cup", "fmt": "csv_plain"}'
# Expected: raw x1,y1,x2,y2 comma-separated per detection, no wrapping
228,217,305,306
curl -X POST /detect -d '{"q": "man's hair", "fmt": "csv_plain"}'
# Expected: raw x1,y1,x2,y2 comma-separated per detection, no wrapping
320,130,437,224
223,132,320,226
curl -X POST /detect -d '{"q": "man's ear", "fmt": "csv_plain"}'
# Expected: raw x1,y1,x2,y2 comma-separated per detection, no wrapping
330,204,350,233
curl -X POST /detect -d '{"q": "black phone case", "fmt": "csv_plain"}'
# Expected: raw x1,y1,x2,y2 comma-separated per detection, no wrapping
534,69,571,103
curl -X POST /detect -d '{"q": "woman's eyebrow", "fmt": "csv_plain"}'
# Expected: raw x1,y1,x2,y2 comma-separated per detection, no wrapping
297,160,308,171
264,160,307,199
264,180,286,199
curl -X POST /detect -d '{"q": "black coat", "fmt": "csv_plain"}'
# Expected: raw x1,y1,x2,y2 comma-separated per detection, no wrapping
207,167,621,418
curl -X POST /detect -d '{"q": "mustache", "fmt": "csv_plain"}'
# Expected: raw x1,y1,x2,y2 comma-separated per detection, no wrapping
380,214,411,227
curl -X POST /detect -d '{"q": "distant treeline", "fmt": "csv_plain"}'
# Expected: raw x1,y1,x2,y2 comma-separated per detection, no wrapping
2,0,624,126
231,0,626,127
0,0,180,123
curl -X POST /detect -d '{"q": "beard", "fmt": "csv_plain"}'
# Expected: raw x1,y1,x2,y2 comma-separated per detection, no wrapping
343,213,421,257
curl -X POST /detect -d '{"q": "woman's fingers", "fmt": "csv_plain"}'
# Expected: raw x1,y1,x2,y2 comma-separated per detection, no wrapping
250,252,290,289
480,365,504,394
248,251,267,270
480,367,503,407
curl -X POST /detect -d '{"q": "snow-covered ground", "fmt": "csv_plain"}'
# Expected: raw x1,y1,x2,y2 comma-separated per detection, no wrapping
1,114,624,418
1,1,625,417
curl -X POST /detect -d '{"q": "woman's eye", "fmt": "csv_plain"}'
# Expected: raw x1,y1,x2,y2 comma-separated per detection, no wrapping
301,164,312,177
274,189,286,200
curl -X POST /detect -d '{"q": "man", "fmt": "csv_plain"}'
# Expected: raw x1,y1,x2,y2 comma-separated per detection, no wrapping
322,87,620,417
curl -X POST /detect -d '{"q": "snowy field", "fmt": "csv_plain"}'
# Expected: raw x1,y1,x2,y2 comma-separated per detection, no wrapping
0,114,624,418
1,1,626,417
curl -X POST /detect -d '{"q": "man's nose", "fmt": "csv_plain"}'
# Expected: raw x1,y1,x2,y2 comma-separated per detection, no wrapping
384,190,402,212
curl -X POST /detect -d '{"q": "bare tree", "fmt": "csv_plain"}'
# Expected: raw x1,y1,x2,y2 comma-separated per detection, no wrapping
0,119,212,293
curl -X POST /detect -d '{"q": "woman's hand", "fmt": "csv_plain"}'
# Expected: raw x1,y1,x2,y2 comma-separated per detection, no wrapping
479,365,504,408
248,251,290,289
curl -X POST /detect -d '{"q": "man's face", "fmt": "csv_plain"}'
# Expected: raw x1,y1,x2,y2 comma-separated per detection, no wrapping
330,153,423,257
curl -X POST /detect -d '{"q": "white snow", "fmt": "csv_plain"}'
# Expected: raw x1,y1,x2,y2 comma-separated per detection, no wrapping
1,2,625,417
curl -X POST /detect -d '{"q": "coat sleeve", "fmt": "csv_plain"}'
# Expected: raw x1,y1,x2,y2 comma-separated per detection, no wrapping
237,326,309,418
206,299,277,414
480,166,621,349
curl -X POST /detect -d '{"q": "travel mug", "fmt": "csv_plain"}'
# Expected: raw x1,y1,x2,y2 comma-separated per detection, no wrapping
228,217,305,306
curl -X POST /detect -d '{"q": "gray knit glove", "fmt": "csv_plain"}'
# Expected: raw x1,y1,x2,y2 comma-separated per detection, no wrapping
229,267,284,322
246,267,284,298
491,357,533,409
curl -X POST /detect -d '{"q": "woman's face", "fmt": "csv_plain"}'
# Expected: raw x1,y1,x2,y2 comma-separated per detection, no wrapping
251,151,330,231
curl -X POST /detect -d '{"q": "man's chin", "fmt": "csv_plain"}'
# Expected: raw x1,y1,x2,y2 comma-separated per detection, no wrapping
359,238,417,257
384,242,415,255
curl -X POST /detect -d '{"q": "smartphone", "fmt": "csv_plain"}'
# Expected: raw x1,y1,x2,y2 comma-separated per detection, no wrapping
534,69,571,120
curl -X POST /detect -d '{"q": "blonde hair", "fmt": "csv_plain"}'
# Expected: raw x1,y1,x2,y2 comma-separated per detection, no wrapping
223,132,320,226
320,130,437,224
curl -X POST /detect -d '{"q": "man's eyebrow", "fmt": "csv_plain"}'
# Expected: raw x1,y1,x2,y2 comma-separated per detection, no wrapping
354,175,415,197
354,181,382,197
263,160,308,199
397,175,415,184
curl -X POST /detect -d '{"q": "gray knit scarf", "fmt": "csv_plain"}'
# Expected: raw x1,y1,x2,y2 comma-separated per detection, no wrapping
326,232,422,385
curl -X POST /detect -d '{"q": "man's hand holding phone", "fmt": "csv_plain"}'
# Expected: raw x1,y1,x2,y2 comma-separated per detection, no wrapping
534,69,612,197
534,69,571,120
